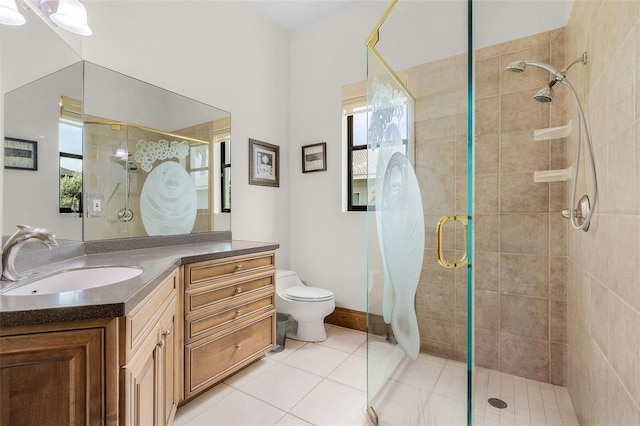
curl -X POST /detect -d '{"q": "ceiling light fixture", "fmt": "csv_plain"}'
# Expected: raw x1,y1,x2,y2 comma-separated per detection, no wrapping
32,0,92,35
0,0,92,35
0,0,26,25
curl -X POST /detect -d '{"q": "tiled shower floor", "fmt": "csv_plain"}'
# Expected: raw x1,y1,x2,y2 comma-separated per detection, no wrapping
174,325,579,426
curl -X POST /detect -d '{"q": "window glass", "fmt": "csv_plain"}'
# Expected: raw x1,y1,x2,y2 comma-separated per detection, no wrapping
187,143,209,210
347,107,408,211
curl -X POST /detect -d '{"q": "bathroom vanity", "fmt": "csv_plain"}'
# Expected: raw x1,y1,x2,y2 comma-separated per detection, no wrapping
0,240,278,426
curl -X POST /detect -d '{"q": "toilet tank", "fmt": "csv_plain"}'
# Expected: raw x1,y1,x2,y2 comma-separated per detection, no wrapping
275,270,303,291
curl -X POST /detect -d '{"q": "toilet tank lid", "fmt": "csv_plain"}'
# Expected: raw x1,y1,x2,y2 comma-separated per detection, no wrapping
276,269,298,279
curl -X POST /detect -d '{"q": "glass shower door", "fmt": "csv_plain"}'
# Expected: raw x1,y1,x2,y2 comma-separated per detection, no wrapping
365,1,472,424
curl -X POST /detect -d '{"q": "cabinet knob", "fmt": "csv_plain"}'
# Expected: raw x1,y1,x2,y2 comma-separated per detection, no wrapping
235,309,242,317
234,264,243,271
236,344,242,350
162,329,171,338
235,287,242,294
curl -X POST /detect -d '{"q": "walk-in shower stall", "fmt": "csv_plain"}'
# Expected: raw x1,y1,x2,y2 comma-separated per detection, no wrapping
364,1,598,424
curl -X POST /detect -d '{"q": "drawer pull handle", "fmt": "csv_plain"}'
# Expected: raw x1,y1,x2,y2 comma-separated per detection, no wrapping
235,309,242,317
235,287,242,294
236,344,242,350
235,264,243,271
157,337,166,349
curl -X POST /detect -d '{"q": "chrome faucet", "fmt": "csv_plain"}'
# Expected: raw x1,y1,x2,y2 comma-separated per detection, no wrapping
1,225,58,281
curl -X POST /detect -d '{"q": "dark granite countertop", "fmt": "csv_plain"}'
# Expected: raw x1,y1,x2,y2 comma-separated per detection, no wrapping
0,239,279,328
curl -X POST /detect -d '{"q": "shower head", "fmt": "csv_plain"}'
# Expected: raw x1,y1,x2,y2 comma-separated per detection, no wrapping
534,86,553,103
505,59,562,78
533,79,558,103
505,61,526,73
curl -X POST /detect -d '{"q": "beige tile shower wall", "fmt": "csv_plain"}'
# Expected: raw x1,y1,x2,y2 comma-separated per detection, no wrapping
409,29,568,382
409,53,470,362
565,1,640,425
474,29,569,386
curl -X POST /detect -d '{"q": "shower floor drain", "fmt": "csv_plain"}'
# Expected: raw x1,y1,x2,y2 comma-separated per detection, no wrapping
488,398,508,409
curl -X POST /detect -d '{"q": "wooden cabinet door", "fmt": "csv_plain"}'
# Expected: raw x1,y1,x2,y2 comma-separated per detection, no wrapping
0,328,105,426
124,294,178,426
125,338,159,426
158,306,177,426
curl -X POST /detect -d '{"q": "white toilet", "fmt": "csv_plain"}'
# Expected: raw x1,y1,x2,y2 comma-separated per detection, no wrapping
275,269,335,342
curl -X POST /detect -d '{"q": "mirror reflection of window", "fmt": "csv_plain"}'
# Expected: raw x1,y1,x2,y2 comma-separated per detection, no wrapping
59,96,83,215
188,143,210,210
221,140,231,213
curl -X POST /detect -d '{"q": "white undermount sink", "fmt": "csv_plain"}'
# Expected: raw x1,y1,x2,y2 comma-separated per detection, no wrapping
2,266,143,296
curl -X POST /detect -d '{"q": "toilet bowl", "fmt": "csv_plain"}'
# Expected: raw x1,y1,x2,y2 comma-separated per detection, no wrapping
275,269,335,342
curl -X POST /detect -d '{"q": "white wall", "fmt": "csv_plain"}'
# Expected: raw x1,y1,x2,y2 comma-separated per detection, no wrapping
81,1,292,266
288,1,388,311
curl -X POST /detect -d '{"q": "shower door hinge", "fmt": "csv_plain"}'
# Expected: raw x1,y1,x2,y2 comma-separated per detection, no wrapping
367,407,379,425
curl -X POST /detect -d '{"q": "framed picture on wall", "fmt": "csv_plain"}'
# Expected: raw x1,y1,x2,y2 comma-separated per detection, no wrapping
301,142,327,173
4,137,37,171
249,138,279,187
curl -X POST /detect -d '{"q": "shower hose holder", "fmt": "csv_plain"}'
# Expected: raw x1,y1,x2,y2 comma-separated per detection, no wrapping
562,194,591,232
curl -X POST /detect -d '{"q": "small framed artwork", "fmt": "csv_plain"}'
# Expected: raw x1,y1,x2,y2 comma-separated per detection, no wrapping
4,137,38,171
301,142,327,173
249,138,279,187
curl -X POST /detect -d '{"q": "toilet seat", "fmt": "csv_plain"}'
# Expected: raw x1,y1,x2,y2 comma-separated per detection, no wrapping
284,286,334,302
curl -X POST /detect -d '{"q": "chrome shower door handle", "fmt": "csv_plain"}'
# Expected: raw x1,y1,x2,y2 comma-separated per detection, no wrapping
435,215,468,269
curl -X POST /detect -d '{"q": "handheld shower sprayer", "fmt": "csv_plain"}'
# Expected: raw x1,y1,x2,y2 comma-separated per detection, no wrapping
505,52,597,232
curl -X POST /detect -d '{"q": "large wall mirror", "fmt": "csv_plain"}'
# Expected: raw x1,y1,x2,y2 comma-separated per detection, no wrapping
2,9,231,242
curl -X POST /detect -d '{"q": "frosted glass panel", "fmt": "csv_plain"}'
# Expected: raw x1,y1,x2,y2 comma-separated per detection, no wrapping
140,161,197,236
379,151,424,359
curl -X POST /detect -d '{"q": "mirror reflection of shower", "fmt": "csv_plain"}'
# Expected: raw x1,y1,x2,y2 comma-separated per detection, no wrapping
113,148,136,222
506,52,597,231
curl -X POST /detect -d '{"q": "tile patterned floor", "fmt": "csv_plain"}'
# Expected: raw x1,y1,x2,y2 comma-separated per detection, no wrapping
173,325,579,426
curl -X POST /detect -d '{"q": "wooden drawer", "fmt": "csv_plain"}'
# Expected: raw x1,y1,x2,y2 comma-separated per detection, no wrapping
185,292,274,343
122,271,177,361
185,273,274,316
186,252,275,288
184,312,274,398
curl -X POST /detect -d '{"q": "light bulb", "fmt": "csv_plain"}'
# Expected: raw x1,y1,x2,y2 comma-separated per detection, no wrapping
0,0,26,26
50,0,91,35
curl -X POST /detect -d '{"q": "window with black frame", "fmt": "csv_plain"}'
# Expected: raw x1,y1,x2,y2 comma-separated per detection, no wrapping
347,111,369,211
346,107,408,211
